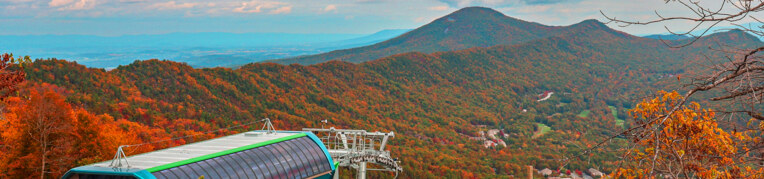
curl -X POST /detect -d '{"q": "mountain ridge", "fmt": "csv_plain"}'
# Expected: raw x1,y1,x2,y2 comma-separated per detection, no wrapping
268,7,634,65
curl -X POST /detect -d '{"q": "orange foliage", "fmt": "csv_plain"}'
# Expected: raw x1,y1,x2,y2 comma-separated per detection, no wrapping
0,84,144,178
614,91,764,178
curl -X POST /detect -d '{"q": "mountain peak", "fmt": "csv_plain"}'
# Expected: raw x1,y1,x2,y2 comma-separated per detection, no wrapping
700,29,762,43
564,19,633,38
270,7,634,65
450,6,503,15
571,19,608,29
439,6,513,21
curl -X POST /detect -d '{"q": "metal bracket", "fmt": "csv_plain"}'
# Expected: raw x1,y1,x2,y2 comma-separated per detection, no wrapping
109,145,130,168
261,118,276,134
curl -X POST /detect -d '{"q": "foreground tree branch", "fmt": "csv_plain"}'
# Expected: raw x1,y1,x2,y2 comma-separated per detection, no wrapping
595,0,764,178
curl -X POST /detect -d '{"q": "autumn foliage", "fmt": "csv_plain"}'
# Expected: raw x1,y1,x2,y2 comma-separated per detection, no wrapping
0,84,159,178
0,53,29,100
614,91,763,178
0,27,759,178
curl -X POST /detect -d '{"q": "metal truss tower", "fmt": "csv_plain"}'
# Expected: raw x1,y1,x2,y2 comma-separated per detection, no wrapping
303,127,402,179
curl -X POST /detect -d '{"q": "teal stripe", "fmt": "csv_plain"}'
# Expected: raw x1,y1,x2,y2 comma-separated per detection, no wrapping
60,166,156,179
304,132,336,171
146,133,307,173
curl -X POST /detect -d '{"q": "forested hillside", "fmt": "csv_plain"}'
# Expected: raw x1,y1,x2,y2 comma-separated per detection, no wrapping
272,7,634,65
8,26,759,178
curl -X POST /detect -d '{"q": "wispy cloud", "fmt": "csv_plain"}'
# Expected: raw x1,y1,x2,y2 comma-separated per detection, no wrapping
49,0,74,7
233,0,291,14
323,4,337,13
149,1,198,10
269,5,292,14
56,0,97,10
49,0,97,10
117,0,147,3
523,0,570,5
428,5,449,11
0,0,727,36
437,0,578,7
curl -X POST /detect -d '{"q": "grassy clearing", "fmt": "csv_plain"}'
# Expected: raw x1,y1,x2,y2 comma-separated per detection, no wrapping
609,106,625,127
577,110,591,118
532,123,552,139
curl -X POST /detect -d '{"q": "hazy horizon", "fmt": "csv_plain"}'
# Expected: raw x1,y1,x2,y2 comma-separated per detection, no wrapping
1,0,750,36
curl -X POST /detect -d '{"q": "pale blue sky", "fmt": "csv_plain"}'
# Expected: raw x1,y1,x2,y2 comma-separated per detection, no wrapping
0,0,757,36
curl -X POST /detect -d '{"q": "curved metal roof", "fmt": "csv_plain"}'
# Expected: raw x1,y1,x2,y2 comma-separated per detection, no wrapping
62,131,335,179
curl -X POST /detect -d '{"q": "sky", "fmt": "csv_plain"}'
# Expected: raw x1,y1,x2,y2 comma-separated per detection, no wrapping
0,0,759,36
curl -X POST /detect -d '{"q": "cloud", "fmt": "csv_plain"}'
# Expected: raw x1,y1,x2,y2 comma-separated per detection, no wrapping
437,0,576,7
323,4,337,12
269,5,291,14
524,0,569,5
149,1,198,10
354,0,386,4
428,6,449,11
49,0,74,7
51,0,97,10
233,1,291,14
414,16,428,22
437,0,511,7
2,0,35,3
118,0,147,3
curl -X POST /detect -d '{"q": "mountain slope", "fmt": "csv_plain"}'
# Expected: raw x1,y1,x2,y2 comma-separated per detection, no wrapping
315,29,412,51
270,7,635,65
643,34,691,40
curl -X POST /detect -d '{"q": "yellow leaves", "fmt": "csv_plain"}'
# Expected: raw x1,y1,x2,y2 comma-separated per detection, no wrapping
620,90,759,178
612,168,653,179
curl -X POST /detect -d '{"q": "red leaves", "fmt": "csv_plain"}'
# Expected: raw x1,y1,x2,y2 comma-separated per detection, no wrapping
0,53,29,101
0,84,145,178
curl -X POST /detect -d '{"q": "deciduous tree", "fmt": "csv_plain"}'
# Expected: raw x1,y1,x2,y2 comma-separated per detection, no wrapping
601,1,764,177
0,84,143,178
614,91,761,178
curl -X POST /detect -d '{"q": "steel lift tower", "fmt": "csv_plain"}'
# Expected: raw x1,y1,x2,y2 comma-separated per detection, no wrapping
303,127,402,179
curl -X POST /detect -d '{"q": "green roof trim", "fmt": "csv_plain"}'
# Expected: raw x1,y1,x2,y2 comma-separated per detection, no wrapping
145,132,307,173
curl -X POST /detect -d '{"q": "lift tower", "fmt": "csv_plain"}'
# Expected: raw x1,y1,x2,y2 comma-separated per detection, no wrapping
303,127,402,179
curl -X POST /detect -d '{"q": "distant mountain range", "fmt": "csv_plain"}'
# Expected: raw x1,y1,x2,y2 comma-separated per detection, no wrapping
269,7,761,65
642,34,691,40
6,6,757,69
269,7,635,65
1,30,410,68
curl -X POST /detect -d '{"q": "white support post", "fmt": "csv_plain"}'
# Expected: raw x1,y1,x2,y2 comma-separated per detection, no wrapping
339,133,349,150
333,167,340,179
380,134,390,151
109,145,130,168
262,118,276,134
357,162,367,179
